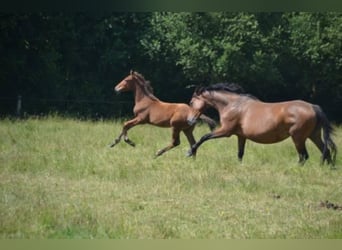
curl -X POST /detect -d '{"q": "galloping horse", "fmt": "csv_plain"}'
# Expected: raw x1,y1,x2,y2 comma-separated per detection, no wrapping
187,83,337,165
110,70,216,157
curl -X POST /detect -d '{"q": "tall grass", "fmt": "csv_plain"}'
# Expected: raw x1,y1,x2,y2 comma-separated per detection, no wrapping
0,116,341,238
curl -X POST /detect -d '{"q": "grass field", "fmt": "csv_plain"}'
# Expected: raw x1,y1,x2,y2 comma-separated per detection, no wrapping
0,116,341,238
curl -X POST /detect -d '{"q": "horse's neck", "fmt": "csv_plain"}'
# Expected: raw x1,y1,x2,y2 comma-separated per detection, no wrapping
133,85,146,103
133,84,156,104
209,92,233,109
211,91,241,111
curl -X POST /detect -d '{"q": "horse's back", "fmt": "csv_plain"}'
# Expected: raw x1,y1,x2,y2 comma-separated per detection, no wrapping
239,99,317,143
280,100,316,123
251,99,315,120
148,101,192,128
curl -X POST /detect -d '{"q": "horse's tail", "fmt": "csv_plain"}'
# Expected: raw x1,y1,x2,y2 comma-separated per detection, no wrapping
312,105,337,165
199,114,217,131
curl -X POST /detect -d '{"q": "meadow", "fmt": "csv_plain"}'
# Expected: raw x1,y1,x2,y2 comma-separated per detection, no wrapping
0,116,341,239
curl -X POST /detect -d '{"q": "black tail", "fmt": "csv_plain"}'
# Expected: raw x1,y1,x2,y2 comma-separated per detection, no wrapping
199,114,217,131
313,105,337,165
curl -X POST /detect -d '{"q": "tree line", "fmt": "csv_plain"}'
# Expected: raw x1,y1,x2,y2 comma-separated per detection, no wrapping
0,12,341,121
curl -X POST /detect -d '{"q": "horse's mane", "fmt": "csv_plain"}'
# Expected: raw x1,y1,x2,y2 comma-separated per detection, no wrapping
132,71,159,101
196,83,257,100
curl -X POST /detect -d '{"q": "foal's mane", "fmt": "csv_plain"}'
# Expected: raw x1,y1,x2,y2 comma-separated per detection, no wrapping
132,71,159,101
196,83,257,100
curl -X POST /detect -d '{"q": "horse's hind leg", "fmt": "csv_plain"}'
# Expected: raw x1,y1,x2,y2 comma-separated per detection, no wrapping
291,137,309,165
155,127,181,157
309,127,332,164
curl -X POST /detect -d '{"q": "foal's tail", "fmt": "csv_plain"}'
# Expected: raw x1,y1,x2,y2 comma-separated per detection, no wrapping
313,105,337,165
199,114,217,131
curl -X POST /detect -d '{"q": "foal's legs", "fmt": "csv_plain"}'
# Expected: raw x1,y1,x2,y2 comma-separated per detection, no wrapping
155,127,181,157
183,126,196,156
109,117,141,147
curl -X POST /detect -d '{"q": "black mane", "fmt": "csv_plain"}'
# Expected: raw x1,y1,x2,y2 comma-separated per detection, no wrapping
196,83,257,99
206,83,246,93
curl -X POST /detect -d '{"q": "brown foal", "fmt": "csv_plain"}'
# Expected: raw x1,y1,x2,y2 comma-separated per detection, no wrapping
110,70,216,157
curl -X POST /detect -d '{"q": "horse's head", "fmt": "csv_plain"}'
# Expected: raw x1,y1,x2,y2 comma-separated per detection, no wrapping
114,70,138,93
187,87,210,125
190,87,210,112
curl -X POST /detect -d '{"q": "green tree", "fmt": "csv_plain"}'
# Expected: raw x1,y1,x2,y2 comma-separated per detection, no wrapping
286,12,342,116
141,12,284,97
1,12,341,121
141,12,342,120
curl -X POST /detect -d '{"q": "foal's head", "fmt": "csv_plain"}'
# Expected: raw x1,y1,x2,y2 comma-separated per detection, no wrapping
114,70,138,93
114,70,159,101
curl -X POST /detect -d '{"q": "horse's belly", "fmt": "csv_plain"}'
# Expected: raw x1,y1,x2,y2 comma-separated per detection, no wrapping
242,127,290,144
249,134,289,144
149,116,172,127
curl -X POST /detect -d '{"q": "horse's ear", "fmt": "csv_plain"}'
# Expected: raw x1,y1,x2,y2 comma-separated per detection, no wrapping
194,84,205,94
185,84,203,95
130,69,134,75
185,84,196,89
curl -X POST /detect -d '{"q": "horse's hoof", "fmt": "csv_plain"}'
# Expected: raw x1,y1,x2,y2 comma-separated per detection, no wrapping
156,150,164,157
124,139,135,147
186,149,194,157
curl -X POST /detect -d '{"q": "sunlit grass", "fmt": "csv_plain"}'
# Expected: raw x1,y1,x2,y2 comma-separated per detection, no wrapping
0,116,341,238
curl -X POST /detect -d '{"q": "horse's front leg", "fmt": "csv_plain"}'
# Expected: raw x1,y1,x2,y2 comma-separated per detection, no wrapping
109,131,124,147
109,117,141,147
187,127,231,157
182,126,196,156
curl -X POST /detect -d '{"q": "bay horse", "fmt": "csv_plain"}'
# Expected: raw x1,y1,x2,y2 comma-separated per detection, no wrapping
187,83,337,165
109,70,216,157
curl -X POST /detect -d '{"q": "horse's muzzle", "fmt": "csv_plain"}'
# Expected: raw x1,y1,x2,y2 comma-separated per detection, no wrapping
114,86,121,94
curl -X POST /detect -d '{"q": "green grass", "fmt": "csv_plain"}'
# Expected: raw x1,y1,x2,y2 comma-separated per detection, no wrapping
0,116,341,238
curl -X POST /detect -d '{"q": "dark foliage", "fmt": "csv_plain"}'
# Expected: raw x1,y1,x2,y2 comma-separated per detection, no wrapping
0,12,341,122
